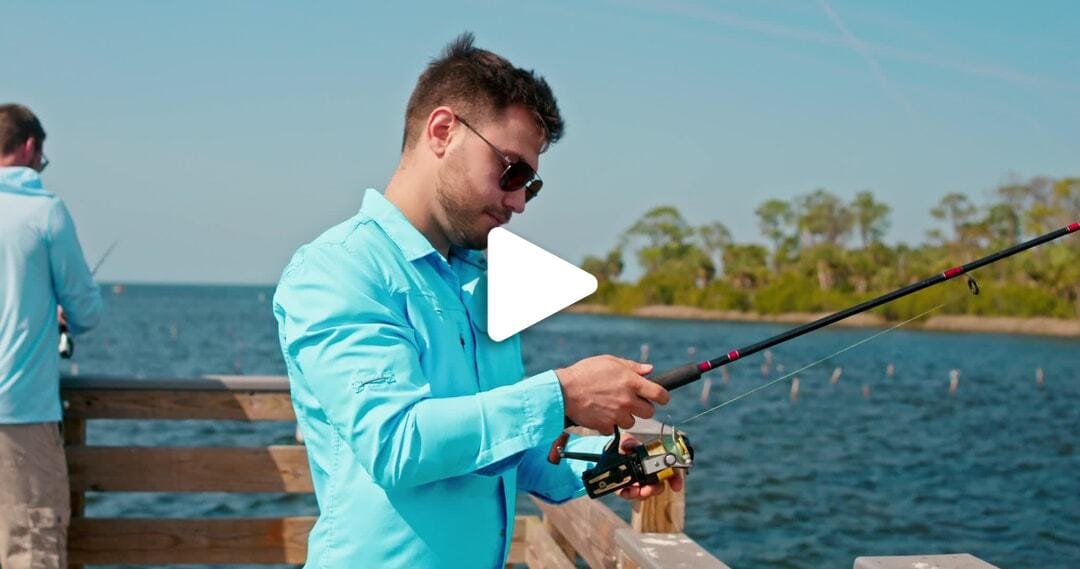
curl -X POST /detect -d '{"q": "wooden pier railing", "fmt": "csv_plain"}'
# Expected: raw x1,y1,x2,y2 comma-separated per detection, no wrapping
59,374,727,569
60,374,1003,569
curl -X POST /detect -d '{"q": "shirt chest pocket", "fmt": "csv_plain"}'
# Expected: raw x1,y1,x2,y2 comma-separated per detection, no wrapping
404,290,477,396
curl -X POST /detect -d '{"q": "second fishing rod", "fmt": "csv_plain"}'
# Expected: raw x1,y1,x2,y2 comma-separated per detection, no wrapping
59,240,119,359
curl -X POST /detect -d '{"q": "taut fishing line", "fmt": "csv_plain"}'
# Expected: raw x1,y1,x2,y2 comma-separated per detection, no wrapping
677,302,946,425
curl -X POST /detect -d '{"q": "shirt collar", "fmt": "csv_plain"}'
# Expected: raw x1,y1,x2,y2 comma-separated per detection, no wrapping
360,188,491,270
360,188,438,262
450,245,487,272
0,167,52,197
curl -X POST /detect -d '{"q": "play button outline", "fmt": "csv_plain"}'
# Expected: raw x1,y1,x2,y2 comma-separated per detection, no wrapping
486,228,598,342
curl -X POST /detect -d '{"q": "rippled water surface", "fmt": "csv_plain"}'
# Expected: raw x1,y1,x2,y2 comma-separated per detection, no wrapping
71,284,1079,568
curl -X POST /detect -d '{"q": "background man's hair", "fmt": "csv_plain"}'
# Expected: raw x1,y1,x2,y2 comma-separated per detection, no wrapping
402,32,564,152
0,104,46,155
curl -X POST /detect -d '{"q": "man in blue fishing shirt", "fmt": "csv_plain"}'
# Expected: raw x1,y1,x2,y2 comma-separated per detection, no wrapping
274,34,681,568
0,103,103,569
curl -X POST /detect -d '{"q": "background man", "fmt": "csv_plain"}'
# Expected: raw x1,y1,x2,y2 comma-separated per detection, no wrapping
0,103,103,569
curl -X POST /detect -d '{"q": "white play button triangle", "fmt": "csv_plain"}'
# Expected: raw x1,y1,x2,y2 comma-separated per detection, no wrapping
487,227,598,342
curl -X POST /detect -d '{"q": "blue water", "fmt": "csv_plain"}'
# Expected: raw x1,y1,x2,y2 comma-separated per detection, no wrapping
71,284,1079,568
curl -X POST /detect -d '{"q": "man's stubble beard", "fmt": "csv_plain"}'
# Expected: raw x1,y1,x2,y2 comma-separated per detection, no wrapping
435,158,489,251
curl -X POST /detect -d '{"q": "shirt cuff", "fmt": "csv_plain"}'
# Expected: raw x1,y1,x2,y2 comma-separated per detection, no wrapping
516,369,566,445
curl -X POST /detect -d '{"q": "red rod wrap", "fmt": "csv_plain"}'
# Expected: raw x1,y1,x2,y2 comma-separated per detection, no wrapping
943,267,964,279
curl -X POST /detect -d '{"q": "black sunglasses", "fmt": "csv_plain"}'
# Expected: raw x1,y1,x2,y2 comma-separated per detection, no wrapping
456,115,543,202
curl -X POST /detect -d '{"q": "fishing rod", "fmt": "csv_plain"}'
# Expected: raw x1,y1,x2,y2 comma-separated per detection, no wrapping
90,240,120,276
60,241,119,359
650,221,1079,391
552,221,1079,499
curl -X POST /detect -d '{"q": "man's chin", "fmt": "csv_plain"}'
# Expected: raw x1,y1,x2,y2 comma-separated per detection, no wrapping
465,233,489,251
449,227,489,252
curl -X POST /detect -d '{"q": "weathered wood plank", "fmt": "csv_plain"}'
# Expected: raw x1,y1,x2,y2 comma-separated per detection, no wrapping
533,496,630,569
61,374,291,392
544,514,578,564
62,389,296,420
67,446,312,492
506,515,533,566
854,554,1001,569
67,517,314,565
525,516,576,569
614,530,731,569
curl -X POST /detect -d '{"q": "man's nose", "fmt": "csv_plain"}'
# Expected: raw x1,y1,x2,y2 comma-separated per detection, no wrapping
504,188,527,214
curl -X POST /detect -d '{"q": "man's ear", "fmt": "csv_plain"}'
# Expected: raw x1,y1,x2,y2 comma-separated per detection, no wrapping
20,137,38,163
424,107,456,159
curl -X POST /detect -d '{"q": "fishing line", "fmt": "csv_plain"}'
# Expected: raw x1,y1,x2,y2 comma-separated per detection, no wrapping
91,240,120,276
677,302,946,425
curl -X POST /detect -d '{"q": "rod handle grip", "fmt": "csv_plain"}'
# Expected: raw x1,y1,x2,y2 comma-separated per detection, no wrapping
652,362,703,390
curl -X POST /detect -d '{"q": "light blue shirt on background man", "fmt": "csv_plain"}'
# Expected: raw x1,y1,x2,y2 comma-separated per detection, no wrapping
274,189,604,568
0,166,102,423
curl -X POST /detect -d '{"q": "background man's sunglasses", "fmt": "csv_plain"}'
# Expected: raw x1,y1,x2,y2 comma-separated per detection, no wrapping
456,115,543,201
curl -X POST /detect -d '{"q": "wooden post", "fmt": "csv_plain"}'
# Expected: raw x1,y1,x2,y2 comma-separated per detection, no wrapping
622,485,686,569
63,416,85,569
627,417,686,533
631,478,685,533
620,418,688,568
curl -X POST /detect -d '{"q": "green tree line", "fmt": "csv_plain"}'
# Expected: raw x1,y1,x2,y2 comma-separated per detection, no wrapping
581,176,1080,320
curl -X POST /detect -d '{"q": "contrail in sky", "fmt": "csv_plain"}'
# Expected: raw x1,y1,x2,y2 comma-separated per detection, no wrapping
818,0,918,121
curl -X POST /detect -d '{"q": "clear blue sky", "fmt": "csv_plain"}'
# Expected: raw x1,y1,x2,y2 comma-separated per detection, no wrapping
3,1,1077,284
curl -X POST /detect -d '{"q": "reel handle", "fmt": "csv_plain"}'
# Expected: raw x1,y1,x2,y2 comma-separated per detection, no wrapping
547,432,570,464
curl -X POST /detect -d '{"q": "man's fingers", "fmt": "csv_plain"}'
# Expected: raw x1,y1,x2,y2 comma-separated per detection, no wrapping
618,483,666,501
627,396,655,420
634,377,670,405
613,356,653,375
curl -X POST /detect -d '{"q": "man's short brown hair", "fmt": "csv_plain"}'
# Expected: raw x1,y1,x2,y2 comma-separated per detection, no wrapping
0,104,46,155
402,33,564,152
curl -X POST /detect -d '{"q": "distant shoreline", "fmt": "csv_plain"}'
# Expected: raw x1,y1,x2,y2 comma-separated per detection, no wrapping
564,304,1080,338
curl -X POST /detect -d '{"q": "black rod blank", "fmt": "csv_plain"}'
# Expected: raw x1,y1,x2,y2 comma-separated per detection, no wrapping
652,221,1080,391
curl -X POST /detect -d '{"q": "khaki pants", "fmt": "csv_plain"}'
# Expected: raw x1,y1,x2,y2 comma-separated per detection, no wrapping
0,423,69,569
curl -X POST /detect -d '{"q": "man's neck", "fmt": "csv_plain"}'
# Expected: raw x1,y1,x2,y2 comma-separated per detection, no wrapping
0,155,25,168
383,165,451,259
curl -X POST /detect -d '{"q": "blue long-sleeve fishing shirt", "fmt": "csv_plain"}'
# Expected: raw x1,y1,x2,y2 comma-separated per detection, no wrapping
0,166,102,423
273,189,602,568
